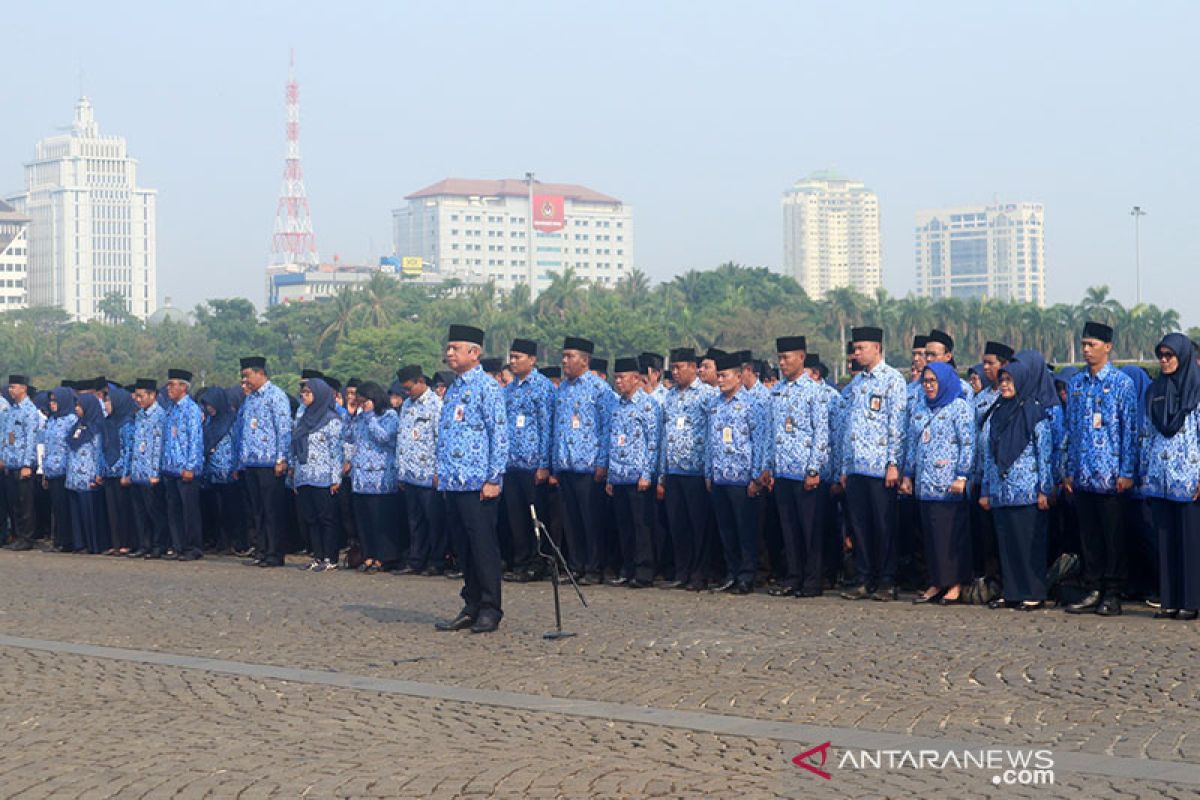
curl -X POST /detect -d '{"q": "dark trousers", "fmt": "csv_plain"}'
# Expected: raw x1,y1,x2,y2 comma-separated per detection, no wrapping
404,483,445,570
1074,490,1125,594
610,483,655,582
46,476,73,550
69,490,108,554
663,474,712,584
969,484,1000,583
502,469,546,572
759,490,784,580
353,492,400,564
1124,495,1157,600
918,498,973,587
711,484,760,585
132,482,168,554
444,491,502,618
243,467,286,564
104,479,135,550
1149,498,1200,611
2,470,35,545
897,494,925,589
210,482,247,551
993,505,1048,602
844,474,898,590
774,478,828,592
297,485,339,562
163,476,203,557
557,471,604,575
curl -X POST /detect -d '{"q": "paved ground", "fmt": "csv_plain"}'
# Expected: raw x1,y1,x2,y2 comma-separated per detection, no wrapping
0,548,1197,798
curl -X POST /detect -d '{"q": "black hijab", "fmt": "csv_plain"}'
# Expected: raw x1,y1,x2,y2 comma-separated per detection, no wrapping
291,378,338,464
1148,333,1200,438
201,386,238,454
103,386,137,466
988,355,1044,475
358,381,389,416
49,387,76,419
68,394,106,452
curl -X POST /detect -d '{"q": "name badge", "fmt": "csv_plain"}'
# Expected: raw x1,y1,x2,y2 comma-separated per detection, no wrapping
516,414,526,429
922,428,931,444
784,416,794,433
869,395,882,412
250,418,258,430
172,426,178,438
454,405,465,422
412,428,421,440
676,416,686,429
618,433,626,446
571,414,581,430
1092,412,1103,429
722,426,733,444
7,432,15,445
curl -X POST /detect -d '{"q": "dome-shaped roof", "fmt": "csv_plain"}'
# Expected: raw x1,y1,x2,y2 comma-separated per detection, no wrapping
147,297,193,326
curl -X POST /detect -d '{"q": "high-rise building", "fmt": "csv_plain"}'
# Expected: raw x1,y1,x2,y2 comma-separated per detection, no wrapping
781,171,881,300
6,98,157,321
0,200,29,310
392,178,633,293
914,202,1045,305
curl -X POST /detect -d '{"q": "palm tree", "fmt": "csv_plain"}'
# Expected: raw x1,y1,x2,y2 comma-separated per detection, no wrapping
821,287,864,363
536,267,586,320
354,273,401,328
318,286,358,352
616,268,652,307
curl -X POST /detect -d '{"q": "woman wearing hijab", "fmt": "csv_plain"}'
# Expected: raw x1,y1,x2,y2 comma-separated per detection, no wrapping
1119,365,1158,604
979,354,1055,610
349,381,400,572
40,387,78,552
291,378,345,571
966,363,985,396
901,362,974,604
1142,334,1200,620
200,387,246,555
101,386,138,555
66,394,108,554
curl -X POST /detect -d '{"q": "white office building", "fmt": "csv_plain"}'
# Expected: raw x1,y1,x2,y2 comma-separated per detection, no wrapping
0,200,29,310
7,97,157,321
393,178,633,293
915,202,1045,305
781,171,881,300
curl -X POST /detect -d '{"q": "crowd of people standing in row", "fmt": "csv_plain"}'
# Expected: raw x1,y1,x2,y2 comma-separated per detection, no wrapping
2,318,1198,633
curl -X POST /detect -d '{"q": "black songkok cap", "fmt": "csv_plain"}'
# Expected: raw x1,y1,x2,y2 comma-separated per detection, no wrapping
1082,321,1114,343
347,378,362,390
669,347,696,363
62,379,77,390
984,341,1014,360
562,336,594,354
703,347,727,362
927,329,955,351
240,356,266,370
714,352,742,372
396,364,424,383
851,327,883,343
542,366,562,379
325,376,343,392
301,368,324,380
481,357,504,373
90,376,108,391
167,369,193,383
638,352,664,372
732,350,752,364
804,353,821,368
591,357,609,374
8,374,30,386
846,341,856,355
448,324,485,345
434,371,455,387
775,336,807,353
134,378,157,392
510,338,538,357
912,335,929,349
614,356,640,373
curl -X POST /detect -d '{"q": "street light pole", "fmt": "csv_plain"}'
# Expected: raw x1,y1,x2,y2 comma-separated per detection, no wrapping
526,171,536,294
1131,206,1147,306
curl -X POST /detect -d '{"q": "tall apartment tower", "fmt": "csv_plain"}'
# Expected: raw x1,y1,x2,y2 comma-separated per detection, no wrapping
781,171,881,300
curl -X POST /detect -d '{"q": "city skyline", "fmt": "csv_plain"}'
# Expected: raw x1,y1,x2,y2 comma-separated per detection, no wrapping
0,2,1195,320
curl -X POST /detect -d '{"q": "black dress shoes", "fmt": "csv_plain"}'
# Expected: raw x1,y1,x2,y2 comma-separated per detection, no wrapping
712,578,736,593
658,579,685,590
733,581,753,595
988,598,1009,609
627,578,652,589
469,614,501,634
871,587,898,602
912,592,941,605
1154,609,1179,619
841,585,870,600
797,588,824,598
606,576,629,587
1065,590,1102,614
1178,610,1199,621
127,549,147,558
1096,595,1123,616
767,584,797,598
435,611,476,632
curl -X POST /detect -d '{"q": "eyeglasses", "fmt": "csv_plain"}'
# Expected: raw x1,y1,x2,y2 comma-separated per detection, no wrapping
920,378,939,386
1157,351,1177,361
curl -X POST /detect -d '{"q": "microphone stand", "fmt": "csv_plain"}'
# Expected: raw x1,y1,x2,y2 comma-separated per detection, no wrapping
531,504,586,639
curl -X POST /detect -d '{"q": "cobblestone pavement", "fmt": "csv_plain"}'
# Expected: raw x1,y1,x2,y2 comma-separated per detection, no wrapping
0,548,1198,798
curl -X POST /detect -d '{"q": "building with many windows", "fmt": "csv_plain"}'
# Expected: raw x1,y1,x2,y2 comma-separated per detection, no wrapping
0,199,29,310
392,178,632,293
914,202,1045,305
781,171,881,300
6,97,157,321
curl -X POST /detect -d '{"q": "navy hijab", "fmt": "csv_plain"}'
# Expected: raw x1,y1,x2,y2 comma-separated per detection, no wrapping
48,387,75,418
1148,334,1200,438
103,386,137,467
1119,365,1152,433
989,355,1045,474
68,394,106,451
922,362,963,412
201,386,238,454
291,378,338,464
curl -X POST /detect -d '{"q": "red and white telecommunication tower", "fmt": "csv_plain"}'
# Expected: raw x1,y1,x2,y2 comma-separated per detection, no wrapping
271,51,318,267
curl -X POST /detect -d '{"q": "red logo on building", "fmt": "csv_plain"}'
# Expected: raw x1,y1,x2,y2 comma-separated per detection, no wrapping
792,742,833,780
533,194,565,233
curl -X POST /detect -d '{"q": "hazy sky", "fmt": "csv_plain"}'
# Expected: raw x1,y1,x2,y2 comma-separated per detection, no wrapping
4,2,1197,319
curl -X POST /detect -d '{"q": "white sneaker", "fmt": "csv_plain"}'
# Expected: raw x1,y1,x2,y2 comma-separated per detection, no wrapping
322,559,337,572
303,559,322,571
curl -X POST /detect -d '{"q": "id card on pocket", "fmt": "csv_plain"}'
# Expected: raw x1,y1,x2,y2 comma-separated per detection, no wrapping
516,414,526,429
722,427,733,444
1092,413,1103,429
454,405,465,422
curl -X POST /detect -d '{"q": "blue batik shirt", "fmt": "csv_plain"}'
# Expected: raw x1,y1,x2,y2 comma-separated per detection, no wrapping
658,380,717,480
65,436,106,493
903,396,974,501
704,387,768,486
840,361,907,480
397,388,441,488
108,421,136,481
766,375,830,482
0,397,42,470
293,416,345,489
650,384,669,407
980,416,1054,508
814,380,842,482
551,370,614,474
1047,404,1066,485
40,413,78,479
437,364,508,492
350,410,399,494
1064,363,1137,494
236,381,293,470
1139,406,1200,502
128,403,166,485
161,395,204,477
504,368,554,472
608,389,661,485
